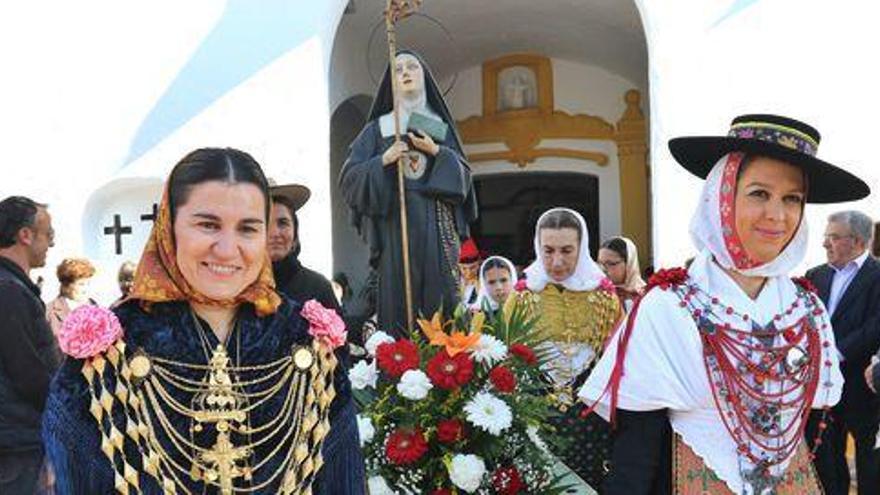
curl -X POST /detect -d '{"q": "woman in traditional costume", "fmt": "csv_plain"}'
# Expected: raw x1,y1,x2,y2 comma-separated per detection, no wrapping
43,148,364,494
520,207,622,489
598,237,647,313
339,50,478,337
579,114,870,494
473,255,518,315
267,180,339,311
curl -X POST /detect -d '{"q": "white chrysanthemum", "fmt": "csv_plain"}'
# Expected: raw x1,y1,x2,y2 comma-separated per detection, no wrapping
348,359,378,390
463,392,513,436
356,415,375,447
396,369,433,400
470,334,508,367
448,454,486,493
365,331,396,356
367,476,395,495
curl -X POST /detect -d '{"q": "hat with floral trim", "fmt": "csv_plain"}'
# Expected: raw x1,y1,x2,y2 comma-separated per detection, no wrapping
669,114,869,203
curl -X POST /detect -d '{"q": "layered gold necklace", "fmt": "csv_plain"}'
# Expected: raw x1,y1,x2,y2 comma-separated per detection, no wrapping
81,311,337,495
524,286,621,410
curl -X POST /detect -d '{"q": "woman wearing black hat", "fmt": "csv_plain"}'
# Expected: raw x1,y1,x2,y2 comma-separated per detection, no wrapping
579,115,869,494
268,181,340,311
339,50,478,337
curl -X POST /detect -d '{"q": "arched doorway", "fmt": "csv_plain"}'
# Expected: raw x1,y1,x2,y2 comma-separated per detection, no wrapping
328,0,650,282
472,172,600,267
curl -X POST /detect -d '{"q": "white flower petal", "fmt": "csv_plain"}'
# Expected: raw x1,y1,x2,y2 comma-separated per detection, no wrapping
396,369,433,401
367,476,395,495
365,331,396,356
356,415,375,447
470,334,508,367
448,454,486,493
463,392,513,436
348,360,378,390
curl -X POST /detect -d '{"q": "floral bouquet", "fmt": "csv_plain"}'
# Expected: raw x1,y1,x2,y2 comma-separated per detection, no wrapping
351,299,574,494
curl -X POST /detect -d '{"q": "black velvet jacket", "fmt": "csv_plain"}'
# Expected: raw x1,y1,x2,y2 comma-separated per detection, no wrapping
42,297,363,494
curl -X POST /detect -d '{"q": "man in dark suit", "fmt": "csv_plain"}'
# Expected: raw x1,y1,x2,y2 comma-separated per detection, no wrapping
806,210,880,495
0,196,59,494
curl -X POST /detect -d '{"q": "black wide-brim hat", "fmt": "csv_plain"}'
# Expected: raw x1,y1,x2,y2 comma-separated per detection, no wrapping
267,178,311,211
668,114,869,203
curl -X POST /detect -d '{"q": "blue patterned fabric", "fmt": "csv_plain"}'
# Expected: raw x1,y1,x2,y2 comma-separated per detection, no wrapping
42,297,364,494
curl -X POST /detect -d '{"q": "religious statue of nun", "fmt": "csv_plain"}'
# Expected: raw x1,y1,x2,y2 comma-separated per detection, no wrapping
340,50,477,336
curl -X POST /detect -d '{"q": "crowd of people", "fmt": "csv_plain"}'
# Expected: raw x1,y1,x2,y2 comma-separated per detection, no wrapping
0,51,879,495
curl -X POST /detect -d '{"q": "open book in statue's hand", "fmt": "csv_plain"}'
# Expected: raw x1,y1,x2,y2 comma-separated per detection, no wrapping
408,111,448,142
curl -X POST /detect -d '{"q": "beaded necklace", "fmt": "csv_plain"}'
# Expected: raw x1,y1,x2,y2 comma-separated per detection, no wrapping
672,281,835,492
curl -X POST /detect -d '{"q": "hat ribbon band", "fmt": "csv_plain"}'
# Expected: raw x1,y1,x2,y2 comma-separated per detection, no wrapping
728,121,818,156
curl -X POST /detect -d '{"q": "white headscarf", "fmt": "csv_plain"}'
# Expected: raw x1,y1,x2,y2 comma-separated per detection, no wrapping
689,153,809,277
616,236,646,294
475,255,519,310
524,207,607,292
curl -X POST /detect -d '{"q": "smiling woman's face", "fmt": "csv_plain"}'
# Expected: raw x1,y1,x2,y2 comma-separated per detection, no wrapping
734,156,805,264
173,181,267,300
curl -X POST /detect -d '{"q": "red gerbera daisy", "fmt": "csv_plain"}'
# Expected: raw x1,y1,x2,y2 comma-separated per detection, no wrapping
436,418,465,443
509,343,537,366
375,339,420,378
492,466,525,495
430,490,452,495
426,349,474,389
489,365,517,393
385,427,428,465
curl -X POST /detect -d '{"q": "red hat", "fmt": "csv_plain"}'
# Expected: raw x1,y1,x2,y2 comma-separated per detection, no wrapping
459,238,481,263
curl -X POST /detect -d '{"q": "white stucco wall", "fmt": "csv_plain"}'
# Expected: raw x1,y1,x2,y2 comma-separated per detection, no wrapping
0,1,348,303
636,0,880,273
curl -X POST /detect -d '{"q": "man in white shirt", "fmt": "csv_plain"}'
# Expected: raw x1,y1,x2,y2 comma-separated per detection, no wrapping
806,210,880,495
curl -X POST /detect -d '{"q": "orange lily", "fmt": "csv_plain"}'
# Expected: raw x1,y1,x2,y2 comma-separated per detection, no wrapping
417,312,481,357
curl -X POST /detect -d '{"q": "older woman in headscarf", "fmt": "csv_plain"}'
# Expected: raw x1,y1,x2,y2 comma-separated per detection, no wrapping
598,236,647,313
518,207,623,490
43,148,364,494
580,115,868,494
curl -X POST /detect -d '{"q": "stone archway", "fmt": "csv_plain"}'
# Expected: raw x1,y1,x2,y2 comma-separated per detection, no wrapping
328,0,651,270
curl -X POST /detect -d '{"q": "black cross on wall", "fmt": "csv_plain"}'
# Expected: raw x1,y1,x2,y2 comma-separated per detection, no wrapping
103,214,132,255
140,203,158,223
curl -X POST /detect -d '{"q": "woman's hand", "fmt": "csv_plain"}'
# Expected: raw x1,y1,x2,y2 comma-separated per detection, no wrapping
408,130,440,156
866,357,878,393
382,140,410,166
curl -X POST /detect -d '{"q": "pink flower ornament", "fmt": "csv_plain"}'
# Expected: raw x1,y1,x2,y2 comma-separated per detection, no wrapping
58,306,124,359
599,277,616,293
301,299,347,350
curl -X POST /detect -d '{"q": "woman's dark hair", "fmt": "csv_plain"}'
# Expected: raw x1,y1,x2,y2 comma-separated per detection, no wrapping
537,209,582,242
333,272,352,300
271,194,300,257
168,148,270,222
481,258,511,279
600,237,628,263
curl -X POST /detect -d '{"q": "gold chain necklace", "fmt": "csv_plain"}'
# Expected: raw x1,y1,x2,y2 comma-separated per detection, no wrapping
80,318,337,495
